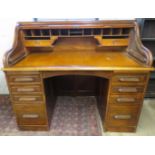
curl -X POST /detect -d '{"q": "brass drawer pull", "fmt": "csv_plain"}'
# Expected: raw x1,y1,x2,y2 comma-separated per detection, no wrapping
116,98,136,103
113,115,131,120
118,87,138,93
17,88,35,92
119,77,140,82
19,97,37,101
22,114,39,118
14,77,34,82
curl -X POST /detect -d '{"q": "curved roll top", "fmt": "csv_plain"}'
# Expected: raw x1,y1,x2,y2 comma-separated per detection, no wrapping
3,20,153,68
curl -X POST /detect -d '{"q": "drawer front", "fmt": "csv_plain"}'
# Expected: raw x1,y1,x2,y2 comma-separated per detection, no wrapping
10,85,42,94
106,106,140,126
112,74,146,84
12,95,44,103
24,40,51,47
8,75,41,84
14,104,48,125
110,86,144,94
101,38,129,46
6,71,40,75
109,95,143,105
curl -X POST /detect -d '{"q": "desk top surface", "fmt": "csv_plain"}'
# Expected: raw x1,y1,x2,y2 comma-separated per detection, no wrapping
3,37,154,71
4,50,153,71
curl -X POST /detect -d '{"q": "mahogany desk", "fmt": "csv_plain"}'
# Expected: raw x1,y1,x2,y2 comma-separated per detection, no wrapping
2,20,154,132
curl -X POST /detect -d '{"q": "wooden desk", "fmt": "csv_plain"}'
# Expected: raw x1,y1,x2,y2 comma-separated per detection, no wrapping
2,20,154,132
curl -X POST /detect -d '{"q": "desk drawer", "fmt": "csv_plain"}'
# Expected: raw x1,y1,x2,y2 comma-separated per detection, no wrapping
10,85,42,94
110,86,144,94
101,38,129,46
112,74,146,84
106,105,140,126
8,75,41,84
109,95,143,105
12,95,44,103
14,104,48,125
24,40,51,47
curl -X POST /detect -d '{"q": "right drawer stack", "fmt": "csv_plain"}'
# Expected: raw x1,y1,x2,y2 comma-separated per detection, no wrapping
105,73,148,132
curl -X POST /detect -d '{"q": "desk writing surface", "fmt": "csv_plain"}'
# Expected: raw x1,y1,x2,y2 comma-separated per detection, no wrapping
9,50,152,71
4,37,153,71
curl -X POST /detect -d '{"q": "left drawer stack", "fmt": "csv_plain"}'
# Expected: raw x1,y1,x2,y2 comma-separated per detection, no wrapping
6,71,49,131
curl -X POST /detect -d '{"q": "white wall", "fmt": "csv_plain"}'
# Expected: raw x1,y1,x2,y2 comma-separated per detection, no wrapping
0,18,32,94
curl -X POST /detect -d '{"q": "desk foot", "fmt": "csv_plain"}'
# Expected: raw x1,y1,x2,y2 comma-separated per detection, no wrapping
18,125,49,131
104,125,137,132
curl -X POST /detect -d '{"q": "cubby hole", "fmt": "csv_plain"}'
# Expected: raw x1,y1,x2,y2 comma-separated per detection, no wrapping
122,28,130,35
70,29,83,35
84,29,92,35
93,29,101,35
23,30,32,36
60,29,69,36
103,28,112,35
41,29,50,36
33,29,41,36
52,29,60,35
112,28,121,35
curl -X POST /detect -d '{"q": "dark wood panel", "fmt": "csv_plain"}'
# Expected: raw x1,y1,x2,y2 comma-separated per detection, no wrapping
52,75,99,96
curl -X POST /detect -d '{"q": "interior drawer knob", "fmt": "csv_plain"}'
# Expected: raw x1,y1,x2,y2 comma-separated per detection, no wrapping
113,115,132,120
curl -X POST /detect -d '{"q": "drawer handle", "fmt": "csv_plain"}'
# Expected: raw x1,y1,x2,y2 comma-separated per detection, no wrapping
17,88,35,92
22,114,39,118
19,97,37,101
113,115,131,120
119,77,140,82
14,77,34,82
116,98,136,103
118,87,138,93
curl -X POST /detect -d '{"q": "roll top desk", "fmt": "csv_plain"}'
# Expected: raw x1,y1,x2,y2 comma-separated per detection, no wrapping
2,20,154,132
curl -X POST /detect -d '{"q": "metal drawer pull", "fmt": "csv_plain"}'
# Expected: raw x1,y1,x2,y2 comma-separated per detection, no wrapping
22,114,39,118
17,88,35,92
118,87,138,93
114,115,131,120
14,77,34,82
19,97,37,101
119,77,140,82
116,98,136,103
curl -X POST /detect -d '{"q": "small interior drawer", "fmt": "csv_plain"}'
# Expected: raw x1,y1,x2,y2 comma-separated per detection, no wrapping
110,86,144,94
8,75,41,84
112,74,147,84
24,40,51,47
106,105,140,126
10,85,42,94
109,94,143,105
12,95,44,103
101,38,129,46
14,104,48,125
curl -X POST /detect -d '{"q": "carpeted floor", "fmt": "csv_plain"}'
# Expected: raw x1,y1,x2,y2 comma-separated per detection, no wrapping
0,95,155,136
0,95,102,136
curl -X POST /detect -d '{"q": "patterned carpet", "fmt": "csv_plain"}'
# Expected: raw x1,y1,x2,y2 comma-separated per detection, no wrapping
1,95,155,136
0,95,102,136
